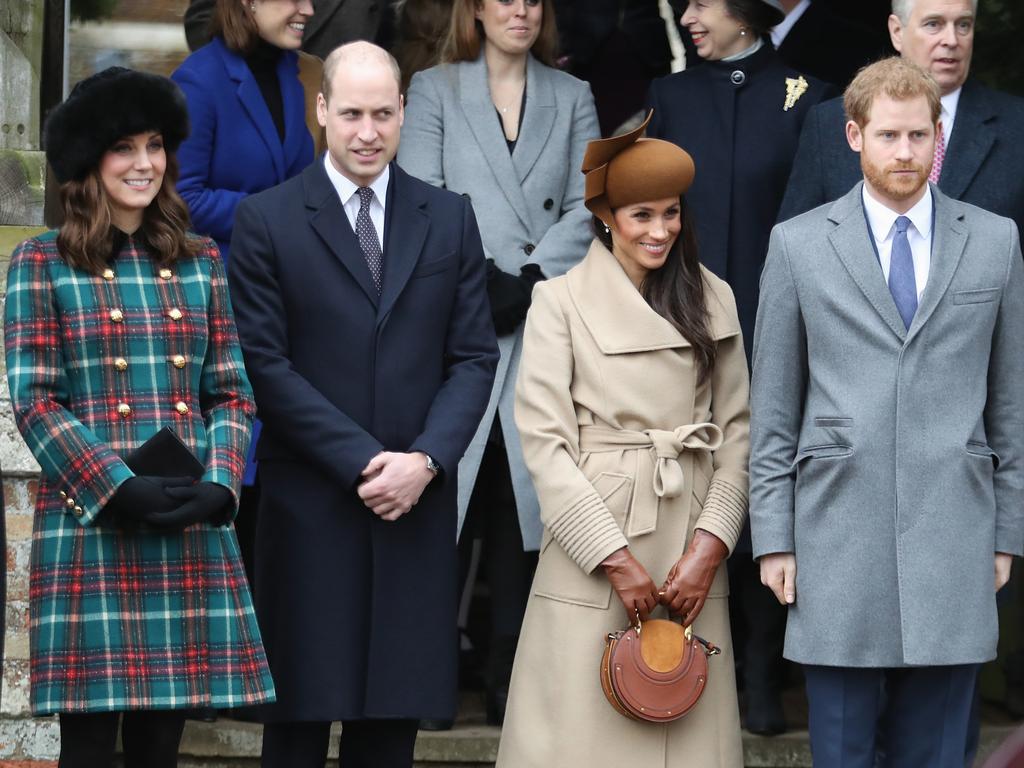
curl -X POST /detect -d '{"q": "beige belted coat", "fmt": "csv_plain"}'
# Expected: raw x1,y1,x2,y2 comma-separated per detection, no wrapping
497,240,750,768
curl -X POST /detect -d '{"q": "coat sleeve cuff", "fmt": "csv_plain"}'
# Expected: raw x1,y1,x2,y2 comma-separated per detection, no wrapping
547,491,629,575
995,524,1024,557
695,476,748,555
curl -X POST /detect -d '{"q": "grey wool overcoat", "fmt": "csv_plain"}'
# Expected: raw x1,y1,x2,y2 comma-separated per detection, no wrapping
398,51,599,549
750,183,1024,668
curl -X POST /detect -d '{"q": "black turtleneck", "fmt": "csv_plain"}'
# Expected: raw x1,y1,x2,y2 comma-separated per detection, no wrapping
245,39,285,142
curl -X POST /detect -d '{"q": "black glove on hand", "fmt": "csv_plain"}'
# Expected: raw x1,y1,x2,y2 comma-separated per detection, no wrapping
103,475,196,528
162,482,234,528
486,260,533,336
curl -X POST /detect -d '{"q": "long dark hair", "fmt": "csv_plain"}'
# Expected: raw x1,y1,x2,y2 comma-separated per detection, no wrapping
595,199,718,384
57,153,201,273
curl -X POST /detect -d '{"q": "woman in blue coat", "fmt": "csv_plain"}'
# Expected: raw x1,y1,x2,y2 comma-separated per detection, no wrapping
645,0,835,736
172,0,316,267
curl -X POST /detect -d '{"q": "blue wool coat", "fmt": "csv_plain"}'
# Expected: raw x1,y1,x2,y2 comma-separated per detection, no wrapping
5,231,274,714
172,37,315,266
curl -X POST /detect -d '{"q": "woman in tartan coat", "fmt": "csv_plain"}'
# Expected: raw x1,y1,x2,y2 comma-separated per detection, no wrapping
4,68,274,767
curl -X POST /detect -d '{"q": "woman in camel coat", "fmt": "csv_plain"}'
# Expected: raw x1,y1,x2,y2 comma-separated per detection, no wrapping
497,116,750,767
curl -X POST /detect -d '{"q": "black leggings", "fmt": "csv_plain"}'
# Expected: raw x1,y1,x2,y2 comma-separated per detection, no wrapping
58,710,186,768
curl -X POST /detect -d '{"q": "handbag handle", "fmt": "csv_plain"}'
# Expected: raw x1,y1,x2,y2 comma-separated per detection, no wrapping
629,609,721,657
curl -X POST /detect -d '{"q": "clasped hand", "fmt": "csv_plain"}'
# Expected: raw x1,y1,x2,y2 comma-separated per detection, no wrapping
602,529,728,627
105,476,232,529
357,451,435,521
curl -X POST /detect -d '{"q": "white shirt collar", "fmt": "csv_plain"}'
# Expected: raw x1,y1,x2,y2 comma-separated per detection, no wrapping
862,183,934,244
940,87,961,143
323,153,390,209
771,0,811,48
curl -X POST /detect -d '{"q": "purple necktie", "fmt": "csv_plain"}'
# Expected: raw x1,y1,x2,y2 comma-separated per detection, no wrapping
356,186,382,294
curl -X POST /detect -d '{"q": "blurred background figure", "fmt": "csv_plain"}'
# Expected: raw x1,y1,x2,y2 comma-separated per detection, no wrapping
399,0,599,727
171,0,319,615
552,0,671,135
392,0,453,92
184,0,393,57
645,0,835,736
771,0,893,90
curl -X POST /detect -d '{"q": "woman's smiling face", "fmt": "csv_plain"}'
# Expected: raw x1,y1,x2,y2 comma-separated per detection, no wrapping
609,197,682,287
682,0,749,61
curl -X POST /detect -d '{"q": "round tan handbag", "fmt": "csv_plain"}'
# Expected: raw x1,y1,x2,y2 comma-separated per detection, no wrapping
600,616,721,723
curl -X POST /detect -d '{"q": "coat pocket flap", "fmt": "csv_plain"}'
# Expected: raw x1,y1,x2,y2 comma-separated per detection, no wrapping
952,288,999,305
795,444,853,464
411,251,457,278
966,440,1001,469
813,417,853,427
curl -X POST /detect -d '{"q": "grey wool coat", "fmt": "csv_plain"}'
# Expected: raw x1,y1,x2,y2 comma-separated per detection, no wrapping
398,52,599,549
750,183,1024,668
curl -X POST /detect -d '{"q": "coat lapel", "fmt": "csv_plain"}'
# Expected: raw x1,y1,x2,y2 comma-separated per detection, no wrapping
458,55,532,231
304,161,380,306
939,80,996,201
512,55,556,187
826,184,908,342
221,41,286,180
906,188,967,343
378,164,430,322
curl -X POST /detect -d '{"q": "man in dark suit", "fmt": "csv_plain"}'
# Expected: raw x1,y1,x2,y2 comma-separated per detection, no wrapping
184,0,391,57
780,0,1024,237
772,0,893,89
228,41,498,768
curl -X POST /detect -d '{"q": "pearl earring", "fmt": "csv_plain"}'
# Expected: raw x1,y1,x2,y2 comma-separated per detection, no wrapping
250,2,256,11
740,28,747,36
603,223,611,234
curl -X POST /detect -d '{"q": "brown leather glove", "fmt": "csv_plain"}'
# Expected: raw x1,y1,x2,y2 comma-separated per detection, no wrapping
660,529,728,627
601,547,660,623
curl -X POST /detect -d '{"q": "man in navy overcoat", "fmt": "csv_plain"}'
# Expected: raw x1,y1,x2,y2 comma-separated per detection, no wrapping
228,42,498,768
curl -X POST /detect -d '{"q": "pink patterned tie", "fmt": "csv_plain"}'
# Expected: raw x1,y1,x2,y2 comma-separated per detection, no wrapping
929,123,946,184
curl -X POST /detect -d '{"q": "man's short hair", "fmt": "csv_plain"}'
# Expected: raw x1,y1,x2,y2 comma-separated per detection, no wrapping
321,42,403,104
891,0,978,24
844,56,942,128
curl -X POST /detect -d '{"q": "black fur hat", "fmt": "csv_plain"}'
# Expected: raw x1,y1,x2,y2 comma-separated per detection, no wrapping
44,67,190,183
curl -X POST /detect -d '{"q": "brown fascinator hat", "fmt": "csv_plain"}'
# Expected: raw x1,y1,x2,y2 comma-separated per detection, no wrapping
582,110,696,228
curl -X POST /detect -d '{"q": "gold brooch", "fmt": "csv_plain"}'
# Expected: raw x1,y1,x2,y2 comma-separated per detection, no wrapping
784,76,809,111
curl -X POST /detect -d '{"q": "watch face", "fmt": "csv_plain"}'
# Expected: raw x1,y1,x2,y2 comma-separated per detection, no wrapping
426,455,440,473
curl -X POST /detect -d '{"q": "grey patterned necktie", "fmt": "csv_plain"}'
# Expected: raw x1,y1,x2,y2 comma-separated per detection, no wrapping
889,215,917,329
356,186,382,294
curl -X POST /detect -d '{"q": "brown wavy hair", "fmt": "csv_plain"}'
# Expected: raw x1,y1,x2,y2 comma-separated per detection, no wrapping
57,152,201,273
441,0,559,66
594,199,717,384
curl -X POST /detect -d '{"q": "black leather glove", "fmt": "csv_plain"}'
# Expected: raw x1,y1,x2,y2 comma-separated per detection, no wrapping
103,475,196,528
487,260,541,336
162,482,234,528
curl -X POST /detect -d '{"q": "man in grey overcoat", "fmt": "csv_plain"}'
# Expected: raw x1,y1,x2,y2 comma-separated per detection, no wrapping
750,57,1023,767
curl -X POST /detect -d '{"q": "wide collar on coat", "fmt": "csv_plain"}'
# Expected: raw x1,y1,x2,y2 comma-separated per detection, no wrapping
212,37,306,182
566,239,740,354
939,78,999,200
303,159,430,319
826,181,968,344
456,52,558,232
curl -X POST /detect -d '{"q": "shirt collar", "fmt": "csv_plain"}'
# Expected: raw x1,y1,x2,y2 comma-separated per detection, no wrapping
323,153,391,208
770,0,811,47
940,87,961,129
862,183,934,243
722,36,764,62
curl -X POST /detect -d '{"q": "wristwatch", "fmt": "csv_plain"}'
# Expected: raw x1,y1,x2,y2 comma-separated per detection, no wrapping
425,454,441,476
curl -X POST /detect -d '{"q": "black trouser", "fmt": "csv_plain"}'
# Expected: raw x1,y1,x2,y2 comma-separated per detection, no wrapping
261,719,419,768
58,710,186,768
728,552,787,699
461,425,538,692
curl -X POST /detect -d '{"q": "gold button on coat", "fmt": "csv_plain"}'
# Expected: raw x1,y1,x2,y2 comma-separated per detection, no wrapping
102,269,115,281
110,309,124,323
175,401,189,415
117,402,131,417
114,357,128,371
59,491,68,500
172,355,186,369
73,506,83,517
159,268,173,280
168,308,183,321
65,498,75,509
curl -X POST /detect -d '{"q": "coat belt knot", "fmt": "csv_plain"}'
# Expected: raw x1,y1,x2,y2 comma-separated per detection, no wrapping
578,423,724,536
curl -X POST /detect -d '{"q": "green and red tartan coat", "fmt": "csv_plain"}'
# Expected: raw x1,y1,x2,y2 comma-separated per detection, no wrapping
4,230,275,714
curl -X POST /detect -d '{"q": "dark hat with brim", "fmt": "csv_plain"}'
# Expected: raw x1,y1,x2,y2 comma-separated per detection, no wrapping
44,67,190,184
582,111,696,228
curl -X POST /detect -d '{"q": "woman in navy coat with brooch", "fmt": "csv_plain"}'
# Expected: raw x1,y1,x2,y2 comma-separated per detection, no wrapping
645,0,834,736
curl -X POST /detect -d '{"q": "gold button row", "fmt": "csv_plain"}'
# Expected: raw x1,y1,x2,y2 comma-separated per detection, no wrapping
108,308,183,323
101,268,173,281
113,355,187,371
116,401,190,417
59,490,83,516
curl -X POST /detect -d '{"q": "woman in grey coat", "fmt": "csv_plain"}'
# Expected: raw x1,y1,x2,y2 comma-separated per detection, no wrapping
398,0,599,725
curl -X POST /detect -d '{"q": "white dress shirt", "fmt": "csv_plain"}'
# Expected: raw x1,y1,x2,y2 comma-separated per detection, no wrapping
323,153,389,248
771,0,811,48
939,88,961,147
862,184,933,300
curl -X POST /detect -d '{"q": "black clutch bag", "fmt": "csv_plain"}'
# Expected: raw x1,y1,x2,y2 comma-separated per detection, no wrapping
125,427,204,479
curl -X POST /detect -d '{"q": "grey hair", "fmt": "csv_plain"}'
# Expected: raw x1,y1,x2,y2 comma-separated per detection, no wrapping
891,0,978,24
